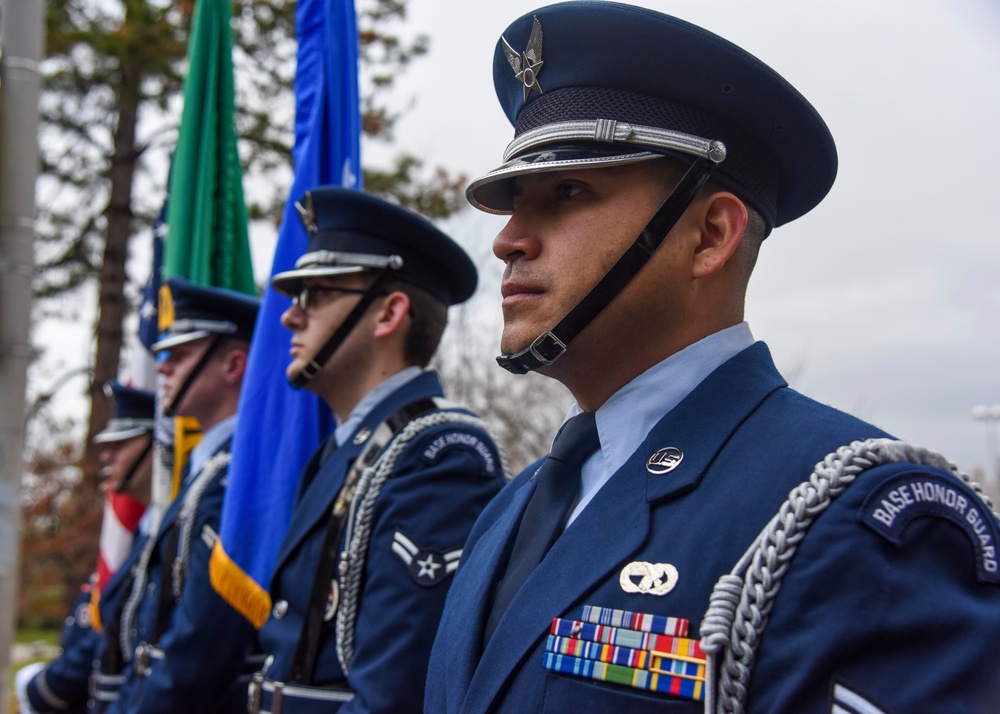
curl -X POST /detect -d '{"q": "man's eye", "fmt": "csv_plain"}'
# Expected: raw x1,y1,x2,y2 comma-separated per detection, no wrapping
556,182,584,200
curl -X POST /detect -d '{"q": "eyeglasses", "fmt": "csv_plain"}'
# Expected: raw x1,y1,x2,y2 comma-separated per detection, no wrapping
293,285,368,311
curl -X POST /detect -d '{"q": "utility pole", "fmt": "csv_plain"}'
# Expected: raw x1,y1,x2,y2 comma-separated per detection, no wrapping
972,405,1000,498
0,0,43,707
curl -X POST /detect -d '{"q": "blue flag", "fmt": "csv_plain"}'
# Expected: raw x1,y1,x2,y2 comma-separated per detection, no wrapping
138,205,167,353
210,0,362,627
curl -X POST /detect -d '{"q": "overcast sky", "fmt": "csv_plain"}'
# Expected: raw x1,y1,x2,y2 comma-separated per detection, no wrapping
359,0,1000,481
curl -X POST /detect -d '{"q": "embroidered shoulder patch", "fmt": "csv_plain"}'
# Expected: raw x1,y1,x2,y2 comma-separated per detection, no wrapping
420,430,497,475
391,530,461,587
861,472,1000,583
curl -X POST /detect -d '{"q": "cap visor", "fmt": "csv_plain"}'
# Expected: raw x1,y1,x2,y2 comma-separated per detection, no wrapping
93,425,152,444
271,265,370,296
151,330,212,352
466,146,662,214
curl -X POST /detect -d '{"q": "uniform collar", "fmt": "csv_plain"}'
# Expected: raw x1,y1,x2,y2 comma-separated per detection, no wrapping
334,366,424,447
188,415,237,480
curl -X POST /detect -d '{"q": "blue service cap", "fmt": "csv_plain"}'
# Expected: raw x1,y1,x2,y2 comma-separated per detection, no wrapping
271,187,478,306
152,276,260,352
93,381,156,443
467,1,838,230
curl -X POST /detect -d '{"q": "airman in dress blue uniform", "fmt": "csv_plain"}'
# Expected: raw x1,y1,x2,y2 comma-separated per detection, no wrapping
16,585,96,714
17,382,156,714
250,188,505,713
426,3,1000,712
106,279,261,713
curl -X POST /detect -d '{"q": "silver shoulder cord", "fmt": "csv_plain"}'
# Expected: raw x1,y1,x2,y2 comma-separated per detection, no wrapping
118,451,231,657
120,530,157,662
699,437,998,714
335,411,506,673
172,451,231,598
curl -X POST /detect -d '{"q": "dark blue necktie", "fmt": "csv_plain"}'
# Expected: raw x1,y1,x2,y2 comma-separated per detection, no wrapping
483,412,600,645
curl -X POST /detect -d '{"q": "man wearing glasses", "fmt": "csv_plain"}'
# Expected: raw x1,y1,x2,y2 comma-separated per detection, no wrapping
249,187,505,713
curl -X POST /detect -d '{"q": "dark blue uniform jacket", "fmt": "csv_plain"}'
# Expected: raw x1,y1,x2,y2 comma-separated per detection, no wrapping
109,440,258,714
259,370,505,713
24,588,96,714
426,342,1000,713
90,528,148,711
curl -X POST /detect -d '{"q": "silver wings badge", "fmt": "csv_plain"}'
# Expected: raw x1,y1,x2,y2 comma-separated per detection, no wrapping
502,16,544,101
295,191,318,235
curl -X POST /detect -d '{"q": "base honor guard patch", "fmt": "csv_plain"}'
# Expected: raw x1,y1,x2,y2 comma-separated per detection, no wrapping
861,472,1000,584
542,605,706,702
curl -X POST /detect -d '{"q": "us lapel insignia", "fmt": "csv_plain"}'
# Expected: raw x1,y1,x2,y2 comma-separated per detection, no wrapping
620,561,679,596
352,427,372,445
647,446,684,474
502,16,544,101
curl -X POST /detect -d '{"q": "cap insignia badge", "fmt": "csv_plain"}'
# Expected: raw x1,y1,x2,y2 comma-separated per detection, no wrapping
157,284,175,332
295,192,318,235
502,16,544,101
619,561,679,596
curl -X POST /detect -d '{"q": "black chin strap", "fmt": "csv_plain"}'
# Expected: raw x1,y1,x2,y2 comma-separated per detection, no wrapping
163,335,224,417
497,157,719,375
289,268,395,389
114,433,154,494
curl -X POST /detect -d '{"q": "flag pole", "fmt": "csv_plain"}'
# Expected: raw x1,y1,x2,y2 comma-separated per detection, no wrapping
0,0,44,704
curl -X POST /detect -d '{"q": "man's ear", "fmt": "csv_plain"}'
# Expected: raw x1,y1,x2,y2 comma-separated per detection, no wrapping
691,192,748,279
222,347,249,384
373,291,411,340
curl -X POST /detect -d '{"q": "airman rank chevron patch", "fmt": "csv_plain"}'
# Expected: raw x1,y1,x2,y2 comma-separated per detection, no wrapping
391,530,461,587
543,607,705,702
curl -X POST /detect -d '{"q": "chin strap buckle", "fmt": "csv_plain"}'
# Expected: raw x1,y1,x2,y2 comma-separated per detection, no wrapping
496,331,567,375
289,359,325,389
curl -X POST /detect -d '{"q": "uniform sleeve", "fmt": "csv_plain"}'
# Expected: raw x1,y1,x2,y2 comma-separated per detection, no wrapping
339,423,504,714
121,482,259,714
24,589,97,714
746,464,1000,712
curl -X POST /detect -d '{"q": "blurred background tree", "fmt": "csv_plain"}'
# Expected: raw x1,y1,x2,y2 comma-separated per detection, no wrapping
21,0,481,622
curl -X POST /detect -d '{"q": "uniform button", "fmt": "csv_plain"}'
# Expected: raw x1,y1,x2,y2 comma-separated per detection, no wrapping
147,582,156,594
272,600,288,619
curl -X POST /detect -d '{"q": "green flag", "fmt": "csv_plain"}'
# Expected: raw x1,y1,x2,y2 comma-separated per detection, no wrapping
165,0,255,294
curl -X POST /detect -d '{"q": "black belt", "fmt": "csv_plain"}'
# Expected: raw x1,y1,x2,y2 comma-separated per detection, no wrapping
89,671,127,713
249,676,354,714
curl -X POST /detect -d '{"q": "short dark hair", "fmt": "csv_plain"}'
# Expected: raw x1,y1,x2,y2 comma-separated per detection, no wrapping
652,158,766,286
386,278,449,367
